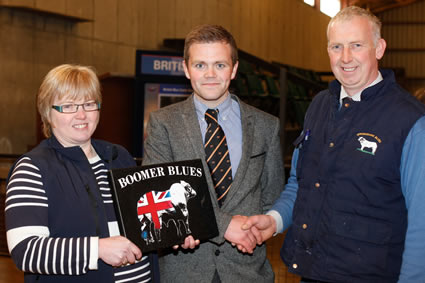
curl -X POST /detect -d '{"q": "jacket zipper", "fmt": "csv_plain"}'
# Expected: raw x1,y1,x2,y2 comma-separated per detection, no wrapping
85,184,100,236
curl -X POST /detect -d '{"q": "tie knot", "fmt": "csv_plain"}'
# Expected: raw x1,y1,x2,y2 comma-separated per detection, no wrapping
341,96,355,109
205,109,218,125
343,96,353,103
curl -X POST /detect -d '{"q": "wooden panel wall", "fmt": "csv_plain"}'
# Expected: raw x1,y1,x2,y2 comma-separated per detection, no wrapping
379,0,425,78
0,0,331,154
137,0,330,71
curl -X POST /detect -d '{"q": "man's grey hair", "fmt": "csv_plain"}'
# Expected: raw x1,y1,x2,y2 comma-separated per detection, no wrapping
327,6,382,46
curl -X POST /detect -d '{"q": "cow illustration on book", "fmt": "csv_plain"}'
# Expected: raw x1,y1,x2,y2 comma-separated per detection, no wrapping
137,180,197,244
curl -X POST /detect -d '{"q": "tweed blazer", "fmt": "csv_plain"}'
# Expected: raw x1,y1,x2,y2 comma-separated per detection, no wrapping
142,94,284,283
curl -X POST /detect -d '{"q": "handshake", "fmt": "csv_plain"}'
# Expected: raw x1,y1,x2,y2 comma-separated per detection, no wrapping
224,214,277,254
174,214,277,254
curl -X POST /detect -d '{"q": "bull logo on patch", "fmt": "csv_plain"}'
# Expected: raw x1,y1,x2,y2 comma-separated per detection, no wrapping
357,136,378,155
137,180,197,245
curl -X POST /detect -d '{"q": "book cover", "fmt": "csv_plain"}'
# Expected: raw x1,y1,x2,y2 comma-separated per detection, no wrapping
108,159,218,252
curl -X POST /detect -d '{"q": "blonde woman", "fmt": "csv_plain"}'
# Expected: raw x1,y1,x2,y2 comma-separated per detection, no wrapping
5,64,159,283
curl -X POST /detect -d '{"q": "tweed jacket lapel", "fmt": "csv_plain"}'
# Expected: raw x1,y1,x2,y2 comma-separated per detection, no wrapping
221,96,254,210
179,95,207,159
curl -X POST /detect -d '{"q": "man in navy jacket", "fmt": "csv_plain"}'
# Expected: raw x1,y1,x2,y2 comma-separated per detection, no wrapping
243,6,425,283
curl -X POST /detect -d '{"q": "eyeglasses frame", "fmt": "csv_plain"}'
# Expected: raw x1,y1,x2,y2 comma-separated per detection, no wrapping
52,102,101,113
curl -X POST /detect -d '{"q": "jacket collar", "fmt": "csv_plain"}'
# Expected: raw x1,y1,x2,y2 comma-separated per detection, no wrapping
45,135,115,163
329,68,396,104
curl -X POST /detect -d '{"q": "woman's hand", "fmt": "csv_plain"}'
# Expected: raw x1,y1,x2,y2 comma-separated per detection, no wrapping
99,236,142,267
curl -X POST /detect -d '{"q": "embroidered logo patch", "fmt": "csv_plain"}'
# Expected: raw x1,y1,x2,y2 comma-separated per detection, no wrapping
356,133,381,155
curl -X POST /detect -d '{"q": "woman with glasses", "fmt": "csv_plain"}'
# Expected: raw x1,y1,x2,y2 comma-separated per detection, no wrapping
5,64,159,283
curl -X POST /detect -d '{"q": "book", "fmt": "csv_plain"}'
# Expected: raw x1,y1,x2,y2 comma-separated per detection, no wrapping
108,159,218,252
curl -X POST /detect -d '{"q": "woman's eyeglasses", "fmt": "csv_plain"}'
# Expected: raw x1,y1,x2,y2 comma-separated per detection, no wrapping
52,102,101,113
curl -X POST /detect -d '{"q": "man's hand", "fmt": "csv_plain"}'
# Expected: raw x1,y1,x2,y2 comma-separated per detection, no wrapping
224,215,257,254
173,235,200,250
99,236,142,267
241,214,277,245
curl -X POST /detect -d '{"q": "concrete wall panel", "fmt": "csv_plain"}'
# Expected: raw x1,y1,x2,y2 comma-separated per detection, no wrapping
94,0,117,42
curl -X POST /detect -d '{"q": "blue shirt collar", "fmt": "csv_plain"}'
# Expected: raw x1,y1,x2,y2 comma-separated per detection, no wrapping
193,93,233,120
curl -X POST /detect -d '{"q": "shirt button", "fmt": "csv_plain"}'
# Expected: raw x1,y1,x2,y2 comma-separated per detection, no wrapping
292,263,298,269
215,250,220,256
344,103,350,108
302,224,308,229
315,182,320,188
329,142,334,147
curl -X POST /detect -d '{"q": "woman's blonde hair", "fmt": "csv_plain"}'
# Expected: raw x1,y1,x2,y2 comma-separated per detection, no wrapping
37,64,101,137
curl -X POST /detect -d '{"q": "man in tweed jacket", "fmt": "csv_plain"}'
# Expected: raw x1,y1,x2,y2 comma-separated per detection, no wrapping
142,24,286,283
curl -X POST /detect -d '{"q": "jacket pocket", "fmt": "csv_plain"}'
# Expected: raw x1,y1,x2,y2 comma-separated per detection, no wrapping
250,151,265,159
332,212,392,244
294,130,311,179
325,212,391,275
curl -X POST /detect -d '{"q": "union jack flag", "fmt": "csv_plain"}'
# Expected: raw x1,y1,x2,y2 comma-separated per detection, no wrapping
137,191,174,229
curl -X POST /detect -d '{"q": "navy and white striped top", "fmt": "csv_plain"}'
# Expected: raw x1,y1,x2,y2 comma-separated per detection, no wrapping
6,155,151,282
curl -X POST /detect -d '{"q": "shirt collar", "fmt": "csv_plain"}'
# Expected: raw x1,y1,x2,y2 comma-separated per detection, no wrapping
194,93,233,121
339,71,383,104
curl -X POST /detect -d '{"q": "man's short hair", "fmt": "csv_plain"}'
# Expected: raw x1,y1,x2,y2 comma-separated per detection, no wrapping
184,24,238,66
327,6,382,45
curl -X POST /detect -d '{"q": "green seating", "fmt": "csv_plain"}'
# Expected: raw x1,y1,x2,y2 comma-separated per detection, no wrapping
245,73,265,96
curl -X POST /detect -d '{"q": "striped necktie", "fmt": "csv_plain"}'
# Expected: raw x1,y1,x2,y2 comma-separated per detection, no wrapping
204,109,233,207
